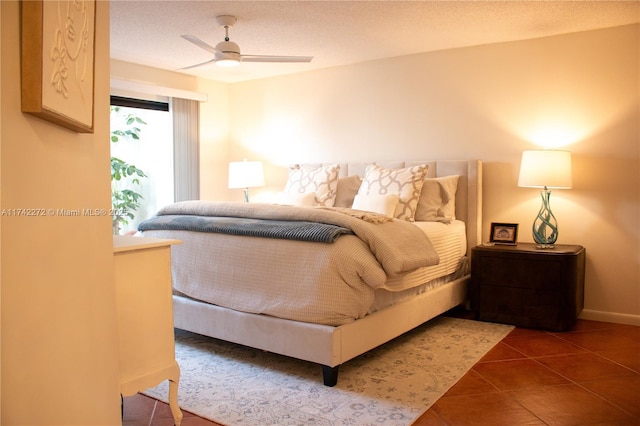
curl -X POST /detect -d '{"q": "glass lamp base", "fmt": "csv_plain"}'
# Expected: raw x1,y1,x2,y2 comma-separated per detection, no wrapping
532,190,559,247
535,243,555,249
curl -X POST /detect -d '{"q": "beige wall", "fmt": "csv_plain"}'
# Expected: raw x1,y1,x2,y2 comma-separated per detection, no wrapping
196,78,230,201
112,24,639,325
226,25,639,324
1,1,121,424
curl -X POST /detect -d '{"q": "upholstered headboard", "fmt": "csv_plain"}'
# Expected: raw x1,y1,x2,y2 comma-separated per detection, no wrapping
302,160,483,252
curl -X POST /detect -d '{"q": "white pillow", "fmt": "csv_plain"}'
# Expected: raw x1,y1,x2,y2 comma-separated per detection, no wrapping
414,175,460,222
275,191,316,207
357,164,428,221
284,164,340,207
352,194,399,217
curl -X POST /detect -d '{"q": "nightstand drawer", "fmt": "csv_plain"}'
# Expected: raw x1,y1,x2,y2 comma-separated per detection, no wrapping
474,255,564,290
476,285,560,329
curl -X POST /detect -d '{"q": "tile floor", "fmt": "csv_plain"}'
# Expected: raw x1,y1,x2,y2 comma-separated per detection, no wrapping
123,313,640,425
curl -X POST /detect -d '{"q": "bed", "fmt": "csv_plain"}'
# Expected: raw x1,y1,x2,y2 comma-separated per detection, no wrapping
139,160,482,386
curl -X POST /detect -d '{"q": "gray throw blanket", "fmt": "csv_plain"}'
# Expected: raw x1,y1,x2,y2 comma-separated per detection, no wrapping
138,214,353,243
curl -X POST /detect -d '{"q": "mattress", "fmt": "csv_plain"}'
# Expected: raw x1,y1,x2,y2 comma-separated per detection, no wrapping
143,202,444,326
169,219,468,321
383,220,467,291
369,220,468,312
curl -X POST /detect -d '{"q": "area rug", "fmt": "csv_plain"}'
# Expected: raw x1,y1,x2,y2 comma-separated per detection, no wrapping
144,316,513,425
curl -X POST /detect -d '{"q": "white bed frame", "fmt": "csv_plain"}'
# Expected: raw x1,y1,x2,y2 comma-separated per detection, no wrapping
172,160,482,386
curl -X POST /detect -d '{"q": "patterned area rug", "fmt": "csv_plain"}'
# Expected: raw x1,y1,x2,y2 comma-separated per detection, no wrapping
144,316,513,425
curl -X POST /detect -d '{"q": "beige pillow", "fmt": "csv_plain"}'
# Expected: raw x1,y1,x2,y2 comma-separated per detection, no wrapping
414,175,460,222
358,164,428,221
334,175,362,208
274,191,316,206
284,164,340,207
352,194,399,217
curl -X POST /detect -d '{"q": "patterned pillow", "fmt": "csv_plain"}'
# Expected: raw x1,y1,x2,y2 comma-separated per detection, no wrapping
284,164,340,207
357,164,428,221
414,175,460,222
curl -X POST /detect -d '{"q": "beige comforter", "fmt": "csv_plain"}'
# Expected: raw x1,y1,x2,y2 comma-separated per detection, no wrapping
143,201,440,325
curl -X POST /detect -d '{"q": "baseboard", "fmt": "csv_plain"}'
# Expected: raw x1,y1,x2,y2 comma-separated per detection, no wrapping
579,309,640,326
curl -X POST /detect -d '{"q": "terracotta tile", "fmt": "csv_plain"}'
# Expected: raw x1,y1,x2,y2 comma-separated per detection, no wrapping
123,419,151,426
503,327,548,339
150,418,175,426
151,400,183,420
443,369,499,397
473,359,569,390
596,346,640,373
611,324,640,342
151,400,212,423
580,375,640,418
152,416,221,426
503,334,585,357
508,383,638,425
536,352,637,382
412,408,448,425
122,393,156,422
569,319,624,332
432,393,545,425
556,330,640,352
123,417,153,426
479,341,527,362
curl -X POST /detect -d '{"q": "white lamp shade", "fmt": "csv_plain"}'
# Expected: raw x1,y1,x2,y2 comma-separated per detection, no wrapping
518,150,572,189
228,161,265,189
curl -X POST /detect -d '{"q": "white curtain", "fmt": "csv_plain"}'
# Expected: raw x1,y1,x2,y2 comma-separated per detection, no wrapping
172,98,200,201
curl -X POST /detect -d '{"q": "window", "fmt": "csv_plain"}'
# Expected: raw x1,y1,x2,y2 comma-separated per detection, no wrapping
110,98,174,234
110,95,200,234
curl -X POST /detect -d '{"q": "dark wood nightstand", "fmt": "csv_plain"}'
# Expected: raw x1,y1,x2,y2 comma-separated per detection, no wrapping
470,243,585,331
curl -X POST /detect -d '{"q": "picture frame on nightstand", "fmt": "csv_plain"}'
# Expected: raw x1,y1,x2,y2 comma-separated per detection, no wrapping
490,222,519,245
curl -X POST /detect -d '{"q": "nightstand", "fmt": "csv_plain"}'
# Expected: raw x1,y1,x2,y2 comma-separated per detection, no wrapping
470,243,585,331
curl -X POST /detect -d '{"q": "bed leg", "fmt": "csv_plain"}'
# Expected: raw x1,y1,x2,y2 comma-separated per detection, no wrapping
321,365,339,387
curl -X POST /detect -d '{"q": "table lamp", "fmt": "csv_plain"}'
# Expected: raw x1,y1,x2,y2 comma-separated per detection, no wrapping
228,160,265,202
518,150,572,248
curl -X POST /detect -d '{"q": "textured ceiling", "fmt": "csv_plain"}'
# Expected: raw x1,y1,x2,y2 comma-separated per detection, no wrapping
110,1,639,83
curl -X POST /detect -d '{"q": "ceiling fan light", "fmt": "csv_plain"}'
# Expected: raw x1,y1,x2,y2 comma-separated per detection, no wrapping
215,41,240,55
180,16,313,71
214,41,241,67
216,58,240,67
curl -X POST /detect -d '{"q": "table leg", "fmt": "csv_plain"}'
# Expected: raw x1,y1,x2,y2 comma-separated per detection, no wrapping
168,378,183,426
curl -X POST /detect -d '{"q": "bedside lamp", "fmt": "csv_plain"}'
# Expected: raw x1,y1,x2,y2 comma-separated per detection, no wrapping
228,160,265,202
518,150,572,248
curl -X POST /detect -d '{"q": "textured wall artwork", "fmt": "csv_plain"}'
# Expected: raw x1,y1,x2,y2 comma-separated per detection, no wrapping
21,0,96,133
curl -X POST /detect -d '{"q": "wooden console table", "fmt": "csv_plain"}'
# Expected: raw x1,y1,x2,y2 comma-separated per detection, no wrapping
114,236,183,425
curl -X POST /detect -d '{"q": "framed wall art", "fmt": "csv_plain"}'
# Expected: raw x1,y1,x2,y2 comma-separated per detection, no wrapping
489,222,519,245
21,0,96,133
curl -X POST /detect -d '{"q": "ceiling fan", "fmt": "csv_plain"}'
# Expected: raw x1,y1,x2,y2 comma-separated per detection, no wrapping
180,15,313,69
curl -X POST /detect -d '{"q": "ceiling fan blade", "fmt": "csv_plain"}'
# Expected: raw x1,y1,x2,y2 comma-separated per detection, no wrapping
241,54,313,63
181,35,218,55
178,58,217,70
